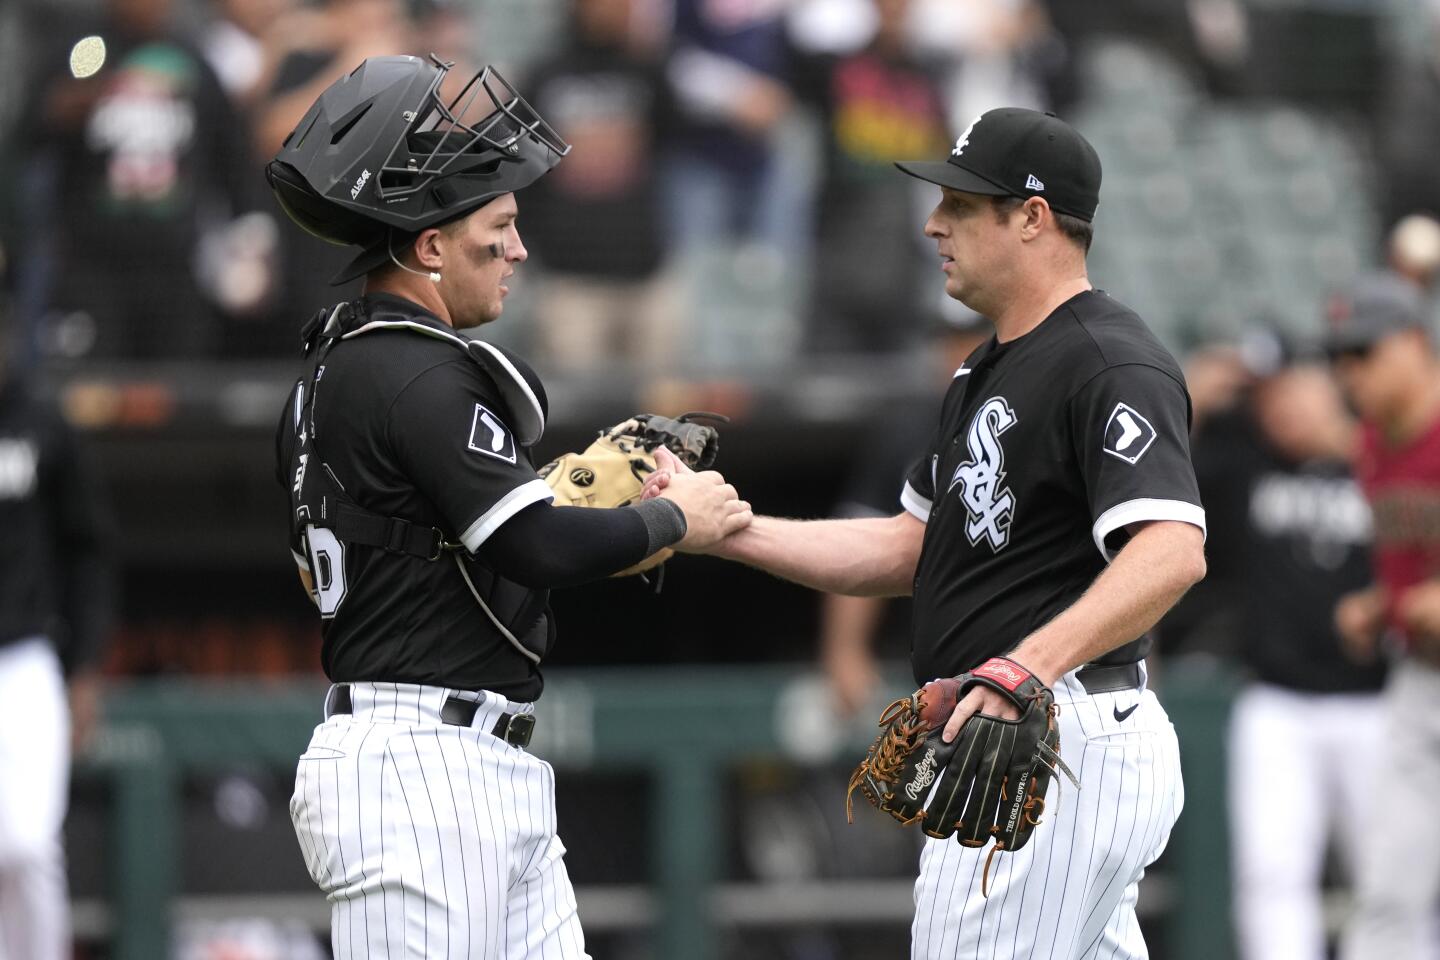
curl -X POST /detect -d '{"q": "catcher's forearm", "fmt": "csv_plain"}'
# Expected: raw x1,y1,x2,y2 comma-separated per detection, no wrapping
477,501,682,588
1009,520,1205,684
711,513,923,597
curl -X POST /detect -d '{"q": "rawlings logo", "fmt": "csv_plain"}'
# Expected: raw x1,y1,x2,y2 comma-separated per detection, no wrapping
569,467,595,487
974,659,1029,691
905,748,939,800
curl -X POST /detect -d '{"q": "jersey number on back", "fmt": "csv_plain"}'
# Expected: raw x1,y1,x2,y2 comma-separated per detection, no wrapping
305,525,348,618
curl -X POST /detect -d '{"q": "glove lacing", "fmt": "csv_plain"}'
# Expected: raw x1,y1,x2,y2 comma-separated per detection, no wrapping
845,694,928,825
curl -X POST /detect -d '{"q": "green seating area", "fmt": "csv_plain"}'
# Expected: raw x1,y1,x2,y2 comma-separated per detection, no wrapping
1075,40,1378,349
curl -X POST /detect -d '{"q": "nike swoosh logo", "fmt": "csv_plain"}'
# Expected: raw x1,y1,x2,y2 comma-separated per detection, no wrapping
1113,703,1139,722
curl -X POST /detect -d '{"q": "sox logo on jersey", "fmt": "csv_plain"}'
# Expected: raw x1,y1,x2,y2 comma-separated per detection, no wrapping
949,397,1018,551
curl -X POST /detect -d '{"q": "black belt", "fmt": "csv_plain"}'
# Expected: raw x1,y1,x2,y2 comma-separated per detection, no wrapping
1075,662,1143,695
326,684,535,749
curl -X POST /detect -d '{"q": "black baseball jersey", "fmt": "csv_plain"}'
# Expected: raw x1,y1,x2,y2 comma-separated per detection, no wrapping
275,294,556,700
0,377,114,673
1190,411,1382,692
902,290,1205,684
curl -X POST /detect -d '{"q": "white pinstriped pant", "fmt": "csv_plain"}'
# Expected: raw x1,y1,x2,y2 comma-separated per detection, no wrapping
290,682,589,959
0,638,70,960
912,665,1184,959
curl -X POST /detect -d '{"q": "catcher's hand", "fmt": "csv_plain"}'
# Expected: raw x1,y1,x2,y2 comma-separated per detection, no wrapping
846,657,1078,893
538,413,724,575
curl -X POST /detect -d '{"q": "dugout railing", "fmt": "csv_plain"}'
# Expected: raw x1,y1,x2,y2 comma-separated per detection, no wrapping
77,663,1236,960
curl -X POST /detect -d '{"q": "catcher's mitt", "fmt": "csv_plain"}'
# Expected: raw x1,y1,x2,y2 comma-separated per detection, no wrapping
846,657,1078,894
538,413,724,576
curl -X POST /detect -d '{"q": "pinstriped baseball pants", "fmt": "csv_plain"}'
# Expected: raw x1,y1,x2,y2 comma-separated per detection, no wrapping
911,666,1184,959
290,682,589,959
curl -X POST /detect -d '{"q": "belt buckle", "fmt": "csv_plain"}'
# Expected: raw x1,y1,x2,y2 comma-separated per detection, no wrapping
501,713,536,748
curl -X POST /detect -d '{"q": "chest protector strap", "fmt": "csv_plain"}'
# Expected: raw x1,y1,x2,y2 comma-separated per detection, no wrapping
290,300,547,561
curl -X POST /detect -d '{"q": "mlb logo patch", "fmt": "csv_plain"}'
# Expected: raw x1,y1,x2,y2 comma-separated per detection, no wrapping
1102,403,1157,464
468,403,517,464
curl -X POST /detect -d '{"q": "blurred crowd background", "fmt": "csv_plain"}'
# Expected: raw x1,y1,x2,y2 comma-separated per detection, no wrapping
6,0,1439,370
3,0,1440,957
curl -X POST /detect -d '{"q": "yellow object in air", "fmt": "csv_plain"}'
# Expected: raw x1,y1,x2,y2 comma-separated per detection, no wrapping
69,36,106,79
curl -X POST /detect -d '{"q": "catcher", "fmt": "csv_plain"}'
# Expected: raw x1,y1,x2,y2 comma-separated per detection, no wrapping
270,55,749,958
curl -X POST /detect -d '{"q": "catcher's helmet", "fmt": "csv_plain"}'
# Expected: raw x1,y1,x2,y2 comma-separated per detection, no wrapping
266,55,569,282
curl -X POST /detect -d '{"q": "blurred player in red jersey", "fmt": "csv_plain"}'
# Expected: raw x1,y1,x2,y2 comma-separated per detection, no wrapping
1327,272,1440,960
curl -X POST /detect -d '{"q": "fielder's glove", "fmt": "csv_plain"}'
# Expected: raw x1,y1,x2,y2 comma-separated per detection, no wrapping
846,657,1078,894
538,413,724,576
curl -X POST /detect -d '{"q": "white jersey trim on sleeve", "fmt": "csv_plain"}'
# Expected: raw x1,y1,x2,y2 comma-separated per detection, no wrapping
901,481,933,523
460,478,555,552
1091,498,1207,561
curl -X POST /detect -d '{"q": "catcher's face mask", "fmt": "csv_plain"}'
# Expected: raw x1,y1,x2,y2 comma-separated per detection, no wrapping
266,55,570,283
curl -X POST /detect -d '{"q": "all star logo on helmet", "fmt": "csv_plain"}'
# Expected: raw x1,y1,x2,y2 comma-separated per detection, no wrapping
350,168,372,200
952,114,983,157
949,396,1019,552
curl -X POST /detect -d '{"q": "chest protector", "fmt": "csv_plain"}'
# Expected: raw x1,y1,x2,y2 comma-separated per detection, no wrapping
287,298,553,663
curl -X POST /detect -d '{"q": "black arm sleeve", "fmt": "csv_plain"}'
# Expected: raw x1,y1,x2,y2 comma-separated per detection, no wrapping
45,407,115,675
476,500,684,589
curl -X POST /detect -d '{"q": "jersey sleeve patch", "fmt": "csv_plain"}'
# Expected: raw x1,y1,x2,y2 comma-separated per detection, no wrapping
1102,402,1157,465
467,403,518,464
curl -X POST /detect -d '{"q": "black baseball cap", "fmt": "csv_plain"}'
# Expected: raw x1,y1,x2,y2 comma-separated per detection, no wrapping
895,107,1102,222
1323,271,1429,356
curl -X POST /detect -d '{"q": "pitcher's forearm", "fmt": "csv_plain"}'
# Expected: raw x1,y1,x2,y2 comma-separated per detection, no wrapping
711,513,924,597
1010,521,1206,684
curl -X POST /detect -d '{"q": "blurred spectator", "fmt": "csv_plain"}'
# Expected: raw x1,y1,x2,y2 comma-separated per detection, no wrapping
817,311,988,715
16,0,258,360
0,309,115,960
522,0,680,372
1324,273,1440,960
201,0,293,107
662,0,798,255
253,0,418,335
789,0,952,354
1176,334,1382,960
414,0,477,77
1387,213,1440,295
907,0,1066,127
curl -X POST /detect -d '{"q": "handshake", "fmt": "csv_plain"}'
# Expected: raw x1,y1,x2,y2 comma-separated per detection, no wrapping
641,445,752,553
537,414,753,573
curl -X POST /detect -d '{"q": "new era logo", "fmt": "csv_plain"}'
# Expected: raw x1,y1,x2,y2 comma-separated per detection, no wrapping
1025,174,1045,191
